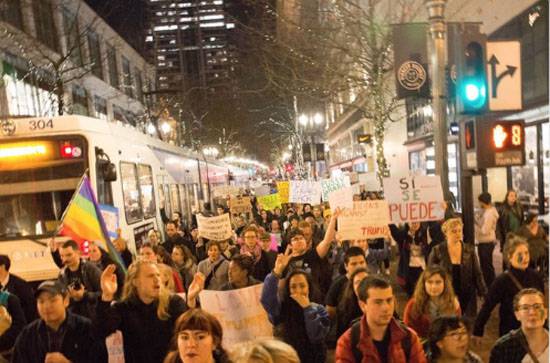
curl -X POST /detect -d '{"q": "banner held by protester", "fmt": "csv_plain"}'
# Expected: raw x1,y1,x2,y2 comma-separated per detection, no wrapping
257,193,282,211
289,180,321,205
276,181,290,204
338,200,390,239
197,213,233,240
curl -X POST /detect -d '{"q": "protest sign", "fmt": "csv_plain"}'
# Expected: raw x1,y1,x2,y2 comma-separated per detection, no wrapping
213,185,241,198
328,186,354,211
106,330,124,363
358,172,381,191
229,196,252,214
99,204,119,239
338,200,390,239
276,181,290,204
199,285,273,346
257,193,282,211
197,213,233,240
383,175,445,223
321,177,351,201
254,185,271,197
289,180,321,205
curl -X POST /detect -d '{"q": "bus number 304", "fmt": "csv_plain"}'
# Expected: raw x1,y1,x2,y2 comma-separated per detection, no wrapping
29,119,54,130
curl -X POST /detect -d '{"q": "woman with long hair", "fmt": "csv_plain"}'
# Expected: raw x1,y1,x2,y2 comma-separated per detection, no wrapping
260,252,330,363
403,265,461,340
472,234,544,341
153,245,185,293
172,245,198,291
497,190,524,252
163,309,229,363
335,268,369,338
516,213,548,273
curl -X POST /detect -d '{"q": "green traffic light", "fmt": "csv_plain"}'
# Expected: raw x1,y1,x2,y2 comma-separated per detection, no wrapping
461,78,487,111
465,84,480,101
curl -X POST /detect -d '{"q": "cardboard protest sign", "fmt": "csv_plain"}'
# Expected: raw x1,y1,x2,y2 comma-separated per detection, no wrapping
276,181,289,204
289,180,321,205
229,196,252,214
338,200,390,239
358,172,381,191
321,177,351,201
383,175,445,223
257,193,281,211
199,285,273,345
254,185,271,197
106,330,124,363
213,185,241,198
197,213,233,240
328,186,354,211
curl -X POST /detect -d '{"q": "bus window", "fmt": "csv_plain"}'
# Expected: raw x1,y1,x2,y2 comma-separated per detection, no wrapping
169,184,180,215
120,162,143,224
163,184,172,217
157,176,165,210
137,164,156,219
178,184,189,219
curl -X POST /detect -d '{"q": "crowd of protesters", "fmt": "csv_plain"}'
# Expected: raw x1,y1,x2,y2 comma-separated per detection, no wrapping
0,187,547,363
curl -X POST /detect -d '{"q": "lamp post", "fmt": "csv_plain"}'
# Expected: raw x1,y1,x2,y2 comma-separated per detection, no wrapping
297,112,325,179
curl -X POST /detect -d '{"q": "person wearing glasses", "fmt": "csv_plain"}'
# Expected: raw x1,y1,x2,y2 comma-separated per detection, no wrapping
489,288,548,363
426,315,483,363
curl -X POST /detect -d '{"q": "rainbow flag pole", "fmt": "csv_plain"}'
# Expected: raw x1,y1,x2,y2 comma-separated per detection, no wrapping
56,172,127,274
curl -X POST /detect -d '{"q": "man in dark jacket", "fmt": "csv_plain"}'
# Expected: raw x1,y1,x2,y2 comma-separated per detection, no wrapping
12,280,96,363
163,221,194,255
0,290,26,358
0,254,37,322
96,260,191,363
58,240,102,320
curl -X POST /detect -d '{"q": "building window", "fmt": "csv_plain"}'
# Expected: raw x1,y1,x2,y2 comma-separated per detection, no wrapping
94,95,107,120
112,105,125,123
88,32,103,80
0,0,23,29
134,68,144,103
63,8,83,66
107,45,119,89
33,0,58,51
71,85,88,116
121,56,133,98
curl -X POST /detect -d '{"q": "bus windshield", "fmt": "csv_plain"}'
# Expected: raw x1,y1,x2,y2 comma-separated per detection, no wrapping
0,190,74,239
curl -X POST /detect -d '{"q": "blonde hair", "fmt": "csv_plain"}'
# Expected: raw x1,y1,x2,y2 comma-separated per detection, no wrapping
229,338,300,363
122,260,171,320
157,263,176,293
441,217,463,235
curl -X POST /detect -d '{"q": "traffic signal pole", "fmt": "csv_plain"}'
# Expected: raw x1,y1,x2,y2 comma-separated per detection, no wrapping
425,0,450,197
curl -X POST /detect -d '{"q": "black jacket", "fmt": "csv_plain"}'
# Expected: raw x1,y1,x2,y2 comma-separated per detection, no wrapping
58,260,102,320
94,294,187,363
4,273,37,323
489,328,532,363
12,312,95,363
0,292,26,352
474,267,544,337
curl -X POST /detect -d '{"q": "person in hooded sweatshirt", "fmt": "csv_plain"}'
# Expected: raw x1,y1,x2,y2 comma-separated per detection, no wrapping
474,192,500,288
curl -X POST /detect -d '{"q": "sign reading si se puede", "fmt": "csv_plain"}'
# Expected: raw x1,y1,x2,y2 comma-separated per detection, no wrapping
321,176,351,202
289,180,321,205
257,193,282,211
383,175,444,224
337,200,390,240
199,284,273,346
229,196,252,214
197,213,233,241
276,181,289,204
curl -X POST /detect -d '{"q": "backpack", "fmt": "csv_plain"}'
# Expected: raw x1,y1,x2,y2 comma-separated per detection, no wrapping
350,319,412,363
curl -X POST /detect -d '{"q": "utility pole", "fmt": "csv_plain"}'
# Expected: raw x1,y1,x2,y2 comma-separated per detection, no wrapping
425,0,450,195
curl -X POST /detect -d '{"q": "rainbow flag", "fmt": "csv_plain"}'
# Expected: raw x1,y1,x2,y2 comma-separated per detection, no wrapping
59,175,127,273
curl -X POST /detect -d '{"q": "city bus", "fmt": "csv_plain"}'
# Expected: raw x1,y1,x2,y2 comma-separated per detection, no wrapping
0,115,250,281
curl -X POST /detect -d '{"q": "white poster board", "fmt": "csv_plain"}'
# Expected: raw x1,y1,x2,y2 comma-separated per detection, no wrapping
321,177,351,201
289,180,322,205
199,285,273,346
328,186,354,211
197,213,233,240
338,200,390,239
383,175,445,223
358,172,381,191
106,331,124,363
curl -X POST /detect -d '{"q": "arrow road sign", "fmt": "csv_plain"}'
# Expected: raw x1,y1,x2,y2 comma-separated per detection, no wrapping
486,41,522,111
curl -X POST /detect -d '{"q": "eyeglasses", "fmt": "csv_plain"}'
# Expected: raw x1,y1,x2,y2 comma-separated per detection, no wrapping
444,329,468,341
517,303,545,312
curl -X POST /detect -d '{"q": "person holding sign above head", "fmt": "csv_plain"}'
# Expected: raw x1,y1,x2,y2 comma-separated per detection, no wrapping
261,250,330,363
163,308,230,363
197,241,230,291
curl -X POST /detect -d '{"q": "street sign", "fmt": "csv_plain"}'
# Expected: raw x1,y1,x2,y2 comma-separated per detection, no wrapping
486,41,522,111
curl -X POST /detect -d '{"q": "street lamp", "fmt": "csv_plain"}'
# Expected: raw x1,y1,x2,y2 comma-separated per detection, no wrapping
146,123,157,135
298,114,309,127
203,146,219,158
313,113,323,125
160,121,171,134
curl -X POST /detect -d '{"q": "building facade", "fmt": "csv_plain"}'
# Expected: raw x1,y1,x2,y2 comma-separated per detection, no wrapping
0,0,154,127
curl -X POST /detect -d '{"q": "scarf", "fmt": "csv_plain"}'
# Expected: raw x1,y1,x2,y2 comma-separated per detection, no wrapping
240,243,262,264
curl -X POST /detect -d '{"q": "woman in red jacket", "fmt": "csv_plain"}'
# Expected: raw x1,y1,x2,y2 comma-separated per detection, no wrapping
403,265,461,340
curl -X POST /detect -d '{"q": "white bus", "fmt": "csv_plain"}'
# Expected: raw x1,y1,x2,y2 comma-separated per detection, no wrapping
0,115,250,281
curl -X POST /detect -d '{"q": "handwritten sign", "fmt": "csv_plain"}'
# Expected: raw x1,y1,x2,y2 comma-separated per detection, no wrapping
289,180,321,205
338,201,390,239
254,185,271,197
328,186,354,211
383,175,445,223
229,196,252,214
106,331,124,363
197,213,233,241
276,181,289,204
321,177,351,201
213,185,241,198
358,172,381,191
257,193,281,211
199,285,273,346
99,204,119,239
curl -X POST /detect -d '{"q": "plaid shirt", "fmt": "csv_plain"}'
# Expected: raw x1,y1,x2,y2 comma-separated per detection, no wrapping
489,329,530,363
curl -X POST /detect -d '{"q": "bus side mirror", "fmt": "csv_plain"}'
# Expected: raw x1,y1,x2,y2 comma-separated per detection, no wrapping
102,162,117,182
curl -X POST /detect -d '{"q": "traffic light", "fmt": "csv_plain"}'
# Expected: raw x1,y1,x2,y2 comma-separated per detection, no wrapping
285,163,294,173
456,28,488,114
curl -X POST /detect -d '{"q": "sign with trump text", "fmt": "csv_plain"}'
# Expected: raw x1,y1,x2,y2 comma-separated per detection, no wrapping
337,201,390,240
